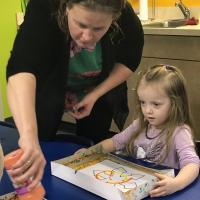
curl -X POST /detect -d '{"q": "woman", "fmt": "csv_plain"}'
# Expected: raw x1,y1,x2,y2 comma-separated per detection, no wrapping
6,0,144,190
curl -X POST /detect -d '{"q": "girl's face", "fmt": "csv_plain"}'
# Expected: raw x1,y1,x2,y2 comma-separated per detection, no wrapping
137,80,171,128
67,5,113,49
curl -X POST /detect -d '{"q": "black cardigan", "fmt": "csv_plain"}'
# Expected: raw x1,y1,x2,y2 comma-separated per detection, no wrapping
7,0,144,140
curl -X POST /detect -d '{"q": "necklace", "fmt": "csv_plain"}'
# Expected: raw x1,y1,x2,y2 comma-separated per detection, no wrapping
145,125,165,140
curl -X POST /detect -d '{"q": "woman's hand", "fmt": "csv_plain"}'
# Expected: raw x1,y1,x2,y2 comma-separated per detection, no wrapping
9,136,46,191
149,173,178,197
70,92,98,119
69,64,132,120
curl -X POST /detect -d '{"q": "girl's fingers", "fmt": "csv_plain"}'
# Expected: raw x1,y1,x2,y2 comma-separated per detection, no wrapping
154,180,166,187
74,148,87,154
150,190,166,197
154,173,166,180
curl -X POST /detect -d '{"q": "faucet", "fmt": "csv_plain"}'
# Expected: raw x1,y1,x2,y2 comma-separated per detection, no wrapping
151,0,156,20
175,0,190,19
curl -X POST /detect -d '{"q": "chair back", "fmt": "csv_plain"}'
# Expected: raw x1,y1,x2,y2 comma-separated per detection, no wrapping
196,141,200,156
0,121,19,155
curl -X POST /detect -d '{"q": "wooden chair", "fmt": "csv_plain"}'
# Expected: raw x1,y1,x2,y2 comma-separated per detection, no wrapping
195,141,200,156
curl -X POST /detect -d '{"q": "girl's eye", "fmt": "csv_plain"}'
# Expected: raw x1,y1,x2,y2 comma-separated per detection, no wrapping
140,101,145,105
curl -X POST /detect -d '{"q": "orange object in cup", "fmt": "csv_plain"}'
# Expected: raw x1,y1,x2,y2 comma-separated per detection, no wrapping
0,144,3,181
4,149,45,200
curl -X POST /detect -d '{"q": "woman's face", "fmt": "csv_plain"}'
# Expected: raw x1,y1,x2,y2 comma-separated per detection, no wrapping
67,5,113,49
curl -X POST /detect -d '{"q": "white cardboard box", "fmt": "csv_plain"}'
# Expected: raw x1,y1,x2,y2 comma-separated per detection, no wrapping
51,150,174,200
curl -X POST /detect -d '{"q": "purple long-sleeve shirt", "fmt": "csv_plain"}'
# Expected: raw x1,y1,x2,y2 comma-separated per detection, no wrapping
112,120,200,169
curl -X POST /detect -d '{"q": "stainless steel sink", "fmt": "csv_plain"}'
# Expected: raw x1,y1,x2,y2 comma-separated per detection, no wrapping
143,19,187,28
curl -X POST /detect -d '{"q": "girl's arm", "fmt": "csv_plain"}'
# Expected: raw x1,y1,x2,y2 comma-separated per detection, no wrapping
150,163,199,197
150,127,199,197
75,138,116,155
75,120,138,154
173,163,199,190
100,138,116,153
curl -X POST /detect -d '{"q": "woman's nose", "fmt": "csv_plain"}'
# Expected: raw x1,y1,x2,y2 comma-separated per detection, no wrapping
82,29,93,42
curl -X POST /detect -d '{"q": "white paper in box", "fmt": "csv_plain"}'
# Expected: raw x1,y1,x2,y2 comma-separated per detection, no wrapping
51,150,174,200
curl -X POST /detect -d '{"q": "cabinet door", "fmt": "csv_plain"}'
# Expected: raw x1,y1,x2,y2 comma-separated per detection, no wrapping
143,35,200,61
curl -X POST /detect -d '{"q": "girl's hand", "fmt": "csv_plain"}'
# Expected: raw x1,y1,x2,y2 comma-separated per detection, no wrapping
149,173,178,197
10,136,46,191
74,148,87,155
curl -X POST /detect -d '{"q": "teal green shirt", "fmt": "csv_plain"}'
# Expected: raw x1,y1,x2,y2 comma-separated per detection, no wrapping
65,42,102,111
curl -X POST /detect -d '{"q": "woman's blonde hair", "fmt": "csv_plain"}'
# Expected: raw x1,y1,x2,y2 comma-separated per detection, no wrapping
56,0,126,34
126,64,194,163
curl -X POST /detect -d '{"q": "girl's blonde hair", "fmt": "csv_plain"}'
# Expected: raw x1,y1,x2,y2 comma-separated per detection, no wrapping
126,64,194,163
56,0,126,34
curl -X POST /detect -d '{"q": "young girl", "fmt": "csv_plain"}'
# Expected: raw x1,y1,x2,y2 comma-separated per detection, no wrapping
78,64,200,197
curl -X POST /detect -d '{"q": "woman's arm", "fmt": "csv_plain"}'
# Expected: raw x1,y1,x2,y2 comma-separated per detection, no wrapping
150,163,199,197
71,63,133,119
7,73,37,137
7,72,46,191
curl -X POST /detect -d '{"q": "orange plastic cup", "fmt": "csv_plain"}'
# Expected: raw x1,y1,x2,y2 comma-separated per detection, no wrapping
4,149,45,200
0,144,3,181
